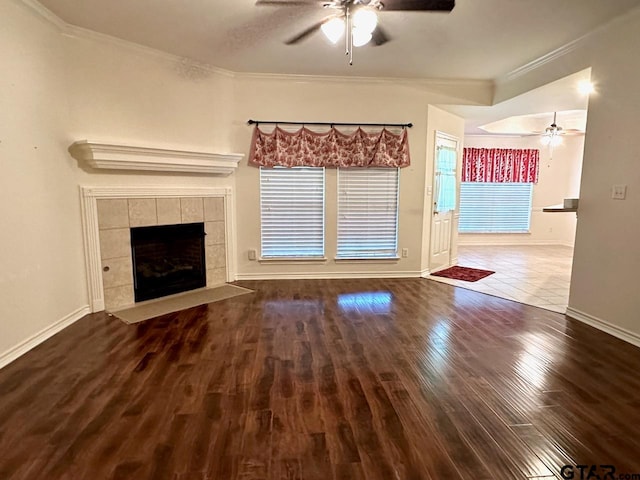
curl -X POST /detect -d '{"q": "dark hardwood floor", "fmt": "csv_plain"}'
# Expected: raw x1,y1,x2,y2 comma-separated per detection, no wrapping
1,278,639,479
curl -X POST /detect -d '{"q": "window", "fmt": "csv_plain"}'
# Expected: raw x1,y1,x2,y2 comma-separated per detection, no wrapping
337,168,399,259
434,144,457,213
459,182,533,233
260,167,325,258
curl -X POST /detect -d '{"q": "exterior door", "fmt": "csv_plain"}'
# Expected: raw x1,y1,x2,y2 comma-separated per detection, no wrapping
430,133,459,272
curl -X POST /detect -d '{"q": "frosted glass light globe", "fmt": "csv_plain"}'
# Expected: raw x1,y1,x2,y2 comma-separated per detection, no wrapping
352,9,378,34
352,27,372,47
321,17,345,44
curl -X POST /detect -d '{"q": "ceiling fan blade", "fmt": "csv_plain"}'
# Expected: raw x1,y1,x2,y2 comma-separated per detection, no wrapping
285,18,329,44
378,0,455,11
371,24,391,46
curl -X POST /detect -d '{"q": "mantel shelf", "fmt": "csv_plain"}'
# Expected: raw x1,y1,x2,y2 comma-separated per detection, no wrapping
69,141,244,176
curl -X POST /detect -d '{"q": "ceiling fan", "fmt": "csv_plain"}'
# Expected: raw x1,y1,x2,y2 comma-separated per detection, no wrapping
535,112,583,146
256,0,455,63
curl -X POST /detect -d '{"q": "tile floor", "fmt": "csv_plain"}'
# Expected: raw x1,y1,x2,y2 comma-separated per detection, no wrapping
428,244,574,313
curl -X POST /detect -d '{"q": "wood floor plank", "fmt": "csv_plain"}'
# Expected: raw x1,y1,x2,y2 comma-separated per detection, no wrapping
1,278,640,479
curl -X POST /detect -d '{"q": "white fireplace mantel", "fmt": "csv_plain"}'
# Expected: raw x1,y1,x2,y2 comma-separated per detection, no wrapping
69,140,243,176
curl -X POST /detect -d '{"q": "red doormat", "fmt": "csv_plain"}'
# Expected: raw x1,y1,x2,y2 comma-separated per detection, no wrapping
431,266,495,282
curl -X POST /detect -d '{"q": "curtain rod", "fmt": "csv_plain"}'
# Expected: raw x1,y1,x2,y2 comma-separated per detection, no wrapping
247,119,413,128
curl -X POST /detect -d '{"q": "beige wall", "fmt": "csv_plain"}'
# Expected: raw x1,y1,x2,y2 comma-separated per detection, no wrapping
420,105,466,272
64,33,239,191
0,1,87,358
567,10,640,337
4,0,639,363
232,77,465,278
65,32,236,154
0,2,471,362
460,135,584,246
496,8,640,339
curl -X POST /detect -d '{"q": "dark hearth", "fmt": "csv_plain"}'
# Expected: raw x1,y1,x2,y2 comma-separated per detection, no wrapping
131,223,206,302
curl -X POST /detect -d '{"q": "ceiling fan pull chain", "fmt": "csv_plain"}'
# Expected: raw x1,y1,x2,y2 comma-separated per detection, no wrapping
345,7,350,56
348,7,354,65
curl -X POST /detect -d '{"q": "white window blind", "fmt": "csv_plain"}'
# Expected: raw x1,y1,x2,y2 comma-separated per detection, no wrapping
459,182,533,233
260,167,325,258
337,168,399,258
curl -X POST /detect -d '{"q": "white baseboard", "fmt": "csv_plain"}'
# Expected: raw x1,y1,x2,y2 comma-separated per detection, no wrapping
0,305,91,369
565,307,640,348
235,271,422,281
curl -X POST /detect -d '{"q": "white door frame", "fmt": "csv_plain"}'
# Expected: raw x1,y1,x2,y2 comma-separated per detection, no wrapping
429,131,460,273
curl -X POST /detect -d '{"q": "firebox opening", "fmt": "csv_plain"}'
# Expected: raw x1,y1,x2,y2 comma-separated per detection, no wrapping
131,223,206,302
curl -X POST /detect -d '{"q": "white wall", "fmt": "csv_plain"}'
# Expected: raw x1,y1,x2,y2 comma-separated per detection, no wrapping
421,105,466,272
65,32,236,155
459,135,584,246
0,1,87,360
495,8,640,340
0,2,474,364
64,33,239,193
7,0,639,362
231,76,465,279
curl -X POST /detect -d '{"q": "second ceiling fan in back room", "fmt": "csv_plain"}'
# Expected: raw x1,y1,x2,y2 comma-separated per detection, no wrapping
255,0,456,65
535,112,584,147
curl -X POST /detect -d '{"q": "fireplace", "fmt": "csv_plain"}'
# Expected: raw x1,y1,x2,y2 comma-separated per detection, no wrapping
131,223,206,302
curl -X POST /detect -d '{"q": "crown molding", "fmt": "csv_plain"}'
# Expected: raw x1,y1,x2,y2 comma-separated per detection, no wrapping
69,141,243,176
17,0,67,30
18,0,494,90
235,70,493,89
498,4,640,84
63,25,236,78
498,38,585,84
17,0,235,78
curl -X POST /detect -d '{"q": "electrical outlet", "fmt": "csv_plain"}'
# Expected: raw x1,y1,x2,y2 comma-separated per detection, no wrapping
612,184,627,200
248,249,257,260
401,248,409,258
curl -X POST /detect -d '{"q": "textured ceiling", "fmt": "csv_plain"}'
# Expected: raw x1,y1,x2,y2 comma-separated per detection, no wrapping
37,0,640,79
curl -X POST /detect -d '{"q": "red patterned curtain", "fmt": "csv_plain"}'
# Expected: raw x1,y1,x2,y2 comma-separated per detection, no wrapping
462,148,539,183
249,126,410,168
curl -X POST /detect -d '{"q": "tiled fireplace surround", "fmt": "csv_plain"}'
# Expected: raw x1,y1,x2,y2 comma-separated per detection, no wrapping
80,186,235,312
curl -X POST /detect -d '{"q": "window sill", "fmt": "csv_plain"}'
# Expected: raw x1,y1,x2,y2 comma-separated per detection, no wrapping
334,256,400,263
258,257,328,264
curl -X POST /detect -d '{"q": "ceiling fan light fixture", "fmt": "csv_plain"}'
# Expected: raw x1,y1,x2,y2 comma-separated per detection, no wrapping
352,26,372,47
550,134,563,147
352,8,378,34
321,17,345,44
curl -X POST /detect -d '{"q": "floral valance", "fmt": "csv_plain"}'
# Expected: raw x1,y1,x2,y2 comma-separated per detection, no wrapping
462,148,539,183
249,126,410,168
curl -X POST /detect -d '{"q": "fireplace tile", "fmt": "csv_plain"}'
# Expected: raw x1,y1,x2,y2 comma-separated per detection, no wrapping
104,284,134,310
181,197,204,223
206,244,226,269
97,199,129,229
156,198,181,225
128,199,158,227
204,197,224,222
100,228,131,260
205,221,225,245
207,267,226,286
101,256,133,289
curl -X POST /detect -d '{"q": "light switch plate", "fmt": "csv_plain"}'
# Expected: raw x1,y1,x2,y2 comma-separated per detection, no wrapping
248,249,257,260
612,185,627,200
